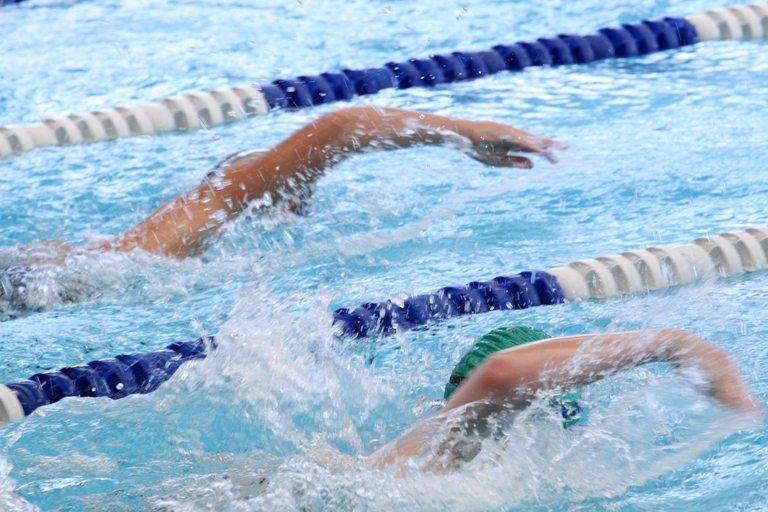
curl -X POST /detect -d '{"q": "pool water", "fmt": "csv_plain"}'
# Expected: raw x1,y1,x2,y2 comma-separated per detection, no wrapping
1,0,768,509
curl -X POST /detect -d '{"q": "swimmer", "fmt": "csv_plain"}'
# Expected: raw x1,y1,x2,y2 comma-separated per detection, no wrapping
19,106,559,261
0,107,558,314
367,327,761,473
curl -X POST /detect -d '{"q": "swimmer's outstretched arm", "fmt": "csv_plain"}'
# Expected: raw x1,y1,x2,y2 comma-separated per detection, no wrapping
445,328,758,412
108,106,558,257
369,328,760,470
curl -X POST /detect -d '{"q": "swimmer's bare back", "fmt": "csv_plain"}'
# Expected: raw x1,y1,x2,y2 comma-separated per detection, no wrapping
368,328,761,472
100,106,559,258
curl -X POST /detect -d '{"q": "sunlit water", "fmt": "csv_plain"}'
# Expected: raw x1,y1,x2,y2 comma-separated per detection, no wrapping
1,0,768,509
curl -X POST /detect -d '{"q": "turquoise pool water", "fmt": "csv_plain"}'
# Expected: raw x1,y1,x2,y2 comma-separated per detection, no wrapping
1,0,768,509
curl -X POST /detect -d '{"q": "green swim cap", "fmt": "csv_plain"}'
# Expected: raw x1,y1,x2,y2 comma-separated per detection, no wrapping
444,326,551,400
444,326,584,428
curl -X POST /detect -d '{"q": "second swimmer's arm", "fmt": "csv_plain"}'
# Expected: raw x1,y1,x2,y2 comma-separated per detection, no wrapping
109,106,557,258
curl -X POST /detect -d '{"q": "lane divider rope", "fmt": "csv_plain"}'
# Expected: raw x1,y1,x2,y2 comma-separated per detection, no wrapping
333,226,768,337
0,225,766,423
0,337,215,423
1,2,766,160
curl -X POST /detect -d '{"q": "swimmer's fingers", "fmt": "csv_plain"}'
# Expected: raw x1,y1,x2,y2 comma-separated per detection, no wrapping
459,120,564,165
499,134,563,163
499,155,534,168
459,120,563,154
467,148,534,169
473,138,558,167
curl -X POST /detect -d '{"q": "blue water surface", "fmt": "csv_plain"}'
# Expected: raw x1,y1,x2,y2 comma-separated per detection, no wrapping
1,0,768,510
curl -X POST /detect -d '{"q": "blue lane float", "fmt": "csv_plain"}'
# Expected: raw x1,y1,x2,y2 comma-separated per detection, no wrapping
333,225,768,337
1,225,766,424
332,271,564,338
255,17,698,111
6,2,768,159
1,337,214,420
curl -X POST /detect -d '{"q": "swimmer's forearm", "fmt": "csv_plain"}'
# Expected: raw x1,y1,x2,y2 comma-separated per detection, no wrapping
542,328,757,411
216,105,552,212
659,330,760,413
331,106,467,150
566,329,758,412
573,329,758,413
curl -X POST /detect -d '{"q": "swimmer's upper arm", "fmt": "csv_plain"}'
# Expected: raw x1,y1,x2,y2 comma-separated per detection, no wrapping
498,329,691,390
110,109,352,257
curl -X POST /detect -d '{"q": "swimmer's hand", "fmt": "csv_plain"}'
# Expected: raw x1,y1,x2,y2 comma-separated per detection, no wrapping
453,120,562,169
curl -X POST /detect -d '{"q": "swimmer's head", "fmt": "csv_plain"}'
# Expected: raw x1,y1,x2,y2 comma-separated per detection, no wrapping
444,326,551,400
445,326,584,427
212,148,270,173
203,149,271,184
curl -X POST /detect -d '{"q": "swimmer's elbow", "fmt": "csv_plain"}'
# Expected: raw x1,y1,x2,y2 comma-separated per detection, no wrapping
657,327,714,350
324,106,399,127
657,327,692,339
654,328,725,364
655,327,697,349
321,106,370,125
311,107,375,144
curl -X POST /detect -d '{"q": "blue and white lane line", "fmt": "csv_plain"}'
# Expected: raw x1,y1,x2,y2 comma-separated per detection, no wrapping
0,225,766,424
1,2,766,160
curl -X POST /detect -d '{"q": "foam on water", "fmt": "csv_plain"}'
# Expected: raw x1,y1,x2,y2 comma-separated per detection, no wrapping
142,356,755,511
